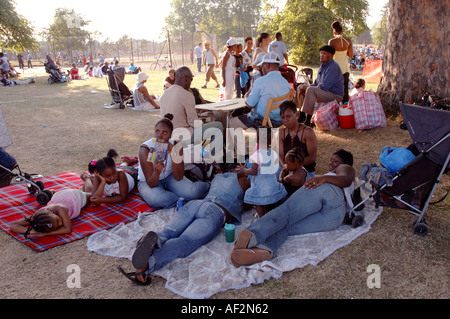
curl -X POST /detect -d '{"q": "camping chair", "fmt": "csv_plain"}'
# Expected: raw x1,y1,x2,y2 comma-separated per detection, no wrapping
262,89,295,127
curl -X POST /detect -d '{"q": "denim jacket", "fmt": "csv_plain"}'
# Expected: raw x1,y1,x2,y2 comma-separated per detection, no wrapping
204,172,244,223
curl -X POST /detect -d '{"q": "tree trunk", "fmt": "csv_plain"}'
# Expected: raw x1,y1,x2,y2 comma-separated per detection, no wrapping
378,0,449,114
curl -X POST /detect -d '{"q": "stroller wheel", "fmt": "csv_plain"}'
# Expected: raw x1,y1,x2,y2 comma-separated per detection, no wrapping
27,184,37,194
35,180,45,191
413,222,429,236
351,215,364,228
36,191,50,205
48,78,53,84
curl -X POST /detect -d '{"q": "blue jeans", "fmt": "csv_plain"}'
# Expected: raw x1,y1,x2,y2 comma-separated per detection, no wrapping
146,200,225,273
138,173,210,209
197,58,202,72
247,183,346,257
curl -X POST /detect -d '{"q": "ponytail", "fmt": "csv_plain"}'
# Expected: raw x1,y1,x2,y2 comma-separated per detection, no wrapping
91,149,118,175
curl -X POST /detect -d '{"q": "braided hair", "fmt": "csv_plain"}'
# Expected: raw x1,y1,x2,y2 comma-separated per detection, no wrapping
285,147,305,165
24,210,54,239
89,149,118,175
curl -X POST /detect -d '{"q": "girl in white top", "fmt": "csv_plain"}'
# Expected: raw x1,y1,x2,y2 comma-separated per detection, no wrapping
133,72,160,111
220,38,237,100
137,114,210,209
81,149,138,206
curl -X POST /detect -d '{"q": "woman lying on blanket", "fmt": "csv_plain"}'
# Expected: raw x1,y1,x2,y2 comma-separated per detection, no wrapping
136,113,210,209
118,169,249,286
80,149,138,206
9,189,91,238
230,149,356,267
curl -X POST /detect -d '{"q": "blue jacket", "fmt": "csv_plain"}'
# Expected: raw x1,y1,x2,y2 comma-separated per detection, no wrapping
313,59,344,96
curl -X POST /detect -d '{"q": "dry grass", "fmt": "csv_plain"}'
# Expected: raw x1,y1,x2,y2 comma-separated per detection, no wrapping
0,64,448,299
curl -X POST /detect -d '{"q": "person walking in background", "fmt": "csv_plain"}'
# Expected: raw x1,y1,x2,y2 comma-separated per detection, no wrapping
268,32,289,65
328,20,353,103
201,42,220,88
194,42,203,73
220,38,237,101
27,51,33,69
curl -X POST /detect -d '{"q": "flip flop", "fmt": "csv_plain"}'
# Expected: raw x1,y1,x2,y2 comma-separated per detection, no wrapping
132,231,159,269
117,266,151,286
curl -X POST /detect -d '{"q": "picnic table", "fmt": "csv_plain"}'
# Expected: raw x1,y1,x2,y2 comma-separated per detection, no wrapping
195,98,247,128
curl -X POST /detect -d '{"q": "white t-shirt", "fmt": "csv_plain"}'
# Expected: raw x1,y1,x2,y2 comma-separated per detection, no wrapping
138,137,174,181
268,40,287,65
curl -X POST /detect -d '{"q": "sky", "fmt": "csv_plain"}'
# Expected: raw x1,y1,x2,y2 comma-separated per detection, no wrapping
13,0,389,42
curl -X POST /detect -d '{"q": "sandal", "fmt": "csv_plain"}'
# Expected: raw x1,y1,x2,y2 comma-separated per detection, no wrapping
132,231,159,269
117,266,151,286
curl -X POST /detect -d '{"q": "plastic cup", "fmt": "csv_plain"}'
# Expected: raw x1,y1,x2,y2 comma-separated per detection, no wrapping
224,223,236,243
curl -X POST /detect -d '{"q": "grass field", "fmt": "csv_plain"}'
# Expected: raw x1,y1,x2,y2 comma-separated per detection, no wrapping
0,61,448,300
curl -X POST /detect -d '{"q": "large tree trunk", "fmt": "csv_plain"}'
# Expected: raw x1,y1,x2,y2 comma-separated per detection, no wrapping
378,0,449,114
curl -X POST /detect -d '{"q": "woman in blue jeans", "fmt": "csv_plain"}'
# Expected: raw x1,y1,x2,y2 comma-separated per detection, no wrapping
137,114,210,209
118,172,248,285
230,149,355,267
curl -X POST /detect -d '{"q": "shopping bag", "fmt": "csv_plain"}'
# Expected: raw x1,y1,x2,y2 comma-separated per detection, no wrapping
350,90,387,130
312,100,340,131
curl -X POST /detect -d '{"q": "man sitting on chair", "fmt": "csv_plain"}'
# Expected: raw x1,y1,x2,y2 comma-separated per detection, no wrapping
296,45,344,126
229,52,291,129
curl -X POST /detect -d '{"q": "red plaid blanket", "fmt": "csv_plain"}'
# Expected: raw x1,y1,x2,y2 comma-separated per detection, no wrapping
0,172,154,251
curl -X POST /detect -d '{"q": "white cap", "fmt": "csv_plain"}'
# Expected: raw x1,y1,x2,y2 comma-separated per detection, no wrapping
226,38,238,47
257,52,280,66
136,72,149,83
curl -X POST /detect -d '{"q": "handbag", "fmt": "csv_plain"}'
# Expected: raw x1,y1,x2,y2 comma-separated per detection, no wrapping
312,100,340,131
379,146,416,175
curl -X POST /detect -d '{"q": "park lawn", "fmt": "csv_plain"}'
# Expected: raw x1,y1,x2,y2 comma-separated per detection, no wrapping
0,66,448,299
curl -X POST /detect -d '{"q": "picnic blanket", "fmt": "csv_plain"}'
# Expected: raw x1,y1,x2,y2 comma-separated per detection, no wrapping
0,172,154,251
87,199,383,299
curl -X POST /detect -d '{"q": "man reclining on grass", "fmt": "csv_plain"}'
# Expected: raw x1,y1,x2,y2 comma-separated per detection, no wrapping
0,74,35,86
118,169,250,285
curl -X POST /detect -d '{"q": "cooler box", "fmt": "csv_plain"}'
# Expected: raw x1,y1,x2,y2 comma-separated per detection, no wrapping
339,104,355,129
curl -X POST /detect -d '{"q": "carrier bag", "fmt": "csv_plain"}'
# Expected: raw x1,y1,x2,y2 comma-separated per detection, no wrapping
350,90,387,130
379,146,416,175
312,100,340,131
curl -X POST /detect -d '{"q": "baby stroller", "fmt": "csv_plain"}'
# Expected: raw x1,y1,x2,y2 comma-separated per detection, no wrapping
279,64,298,90
296,67,313,86
0,148,53,205
346,102,450,236
44,55,70,84
105,67,134,109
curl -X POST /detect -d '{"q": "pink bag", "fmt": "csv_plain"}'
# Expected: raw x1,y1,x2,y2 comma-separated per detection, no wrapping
312,100,339,131
349,91,387,130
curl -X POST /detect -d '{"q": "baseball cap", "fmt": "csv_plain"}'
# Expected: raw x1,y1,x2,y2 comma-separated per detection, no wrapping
226,38,238,47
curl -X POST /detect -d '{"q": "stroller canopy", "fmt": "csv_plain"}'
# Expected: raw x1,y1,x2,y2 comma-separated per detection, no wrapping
400,102,450,169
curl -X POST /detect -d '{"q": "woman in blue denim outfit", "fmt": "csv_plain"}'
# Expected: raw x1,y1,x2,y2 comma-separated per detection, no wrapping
137,114,210,209
119,171,248,285
230,149,356,267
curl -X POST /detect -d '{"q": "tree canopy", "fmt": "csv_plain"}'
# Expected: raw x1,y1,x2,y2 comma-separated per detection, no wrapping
0,0,39,52
41,8,90,57
259,0,370,64
165,0,262,46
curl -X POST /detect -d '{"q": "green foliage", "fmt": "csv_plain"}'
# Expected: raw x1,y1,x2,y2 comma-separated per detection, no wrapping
41,8,90,55
372,3,389,47
260,0,369,64
165,0,262,45
0,0,39,52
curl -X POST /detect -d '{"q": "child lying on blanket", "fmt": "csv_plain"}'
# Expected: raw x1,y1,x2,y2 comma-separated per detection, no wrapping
80,149,138,206
10,189,91,238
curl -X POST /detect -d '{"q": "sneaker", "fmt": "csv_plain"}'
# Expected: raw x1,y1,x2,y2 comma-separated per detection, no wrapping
230,248,271,267
201,85,207,89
